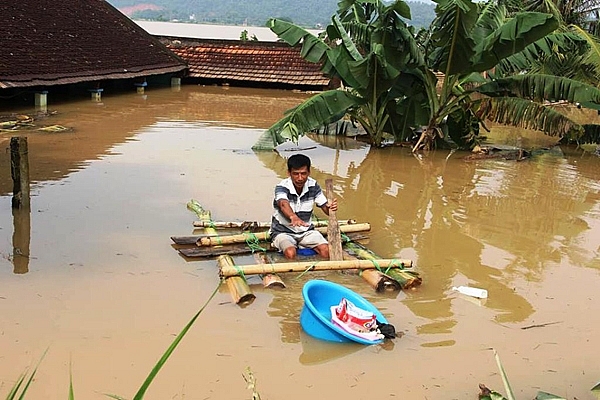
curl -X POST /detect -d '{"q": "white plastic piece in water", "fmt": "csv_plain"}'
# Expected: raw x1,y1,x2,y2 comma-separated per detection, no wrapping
452,285,488,299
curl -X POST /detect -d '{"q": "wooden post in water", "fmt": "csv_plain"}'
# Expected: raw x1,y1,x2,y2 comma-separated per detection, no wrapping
10,137,30,209
325,179,343,261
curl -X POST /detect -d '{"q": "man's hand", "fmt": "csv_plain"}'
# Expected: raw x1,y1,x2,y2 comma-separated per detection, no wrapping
329,198,338,212
321,198,338,215
290,214,309,227
278,199,309,227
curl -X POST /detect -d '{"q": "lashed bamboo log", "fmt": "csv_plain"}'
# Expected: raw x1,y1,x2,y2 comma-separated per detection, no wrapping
177,232,369,258
325,179,344,261
187,200,255,304
343,241,421,290
192,219,357,228
343,251,401,292
217,255,256,304
219,258,412,278
360,269,402,292
254,252,286,288
197,223,371,247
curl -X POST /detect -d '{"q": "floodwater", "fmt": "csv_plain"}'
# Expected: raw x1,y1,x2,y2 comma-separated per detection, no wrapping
1,85,599,400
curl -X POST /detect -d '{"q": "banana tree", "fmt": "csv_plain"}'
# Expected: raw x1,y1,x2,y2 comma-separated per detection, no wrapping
252,0,424,149
255,0,600,152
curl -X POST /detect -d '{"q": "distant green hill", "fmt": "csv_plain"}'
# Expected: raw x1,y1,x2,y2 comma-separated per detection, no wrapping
108,0,435,29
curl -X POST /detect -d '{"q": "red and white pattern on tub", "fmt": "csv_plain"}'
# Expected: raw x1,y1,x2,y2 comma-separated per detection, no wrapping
334,298,377,332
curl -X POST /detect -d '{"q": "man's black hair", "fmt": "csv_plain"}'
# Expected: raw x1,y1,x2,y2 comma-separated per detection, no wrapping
287,154,311,171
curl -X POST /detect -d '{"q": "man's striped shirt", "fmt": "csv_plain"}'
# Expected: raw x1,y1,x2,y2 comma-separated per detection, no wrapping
270,177,327,238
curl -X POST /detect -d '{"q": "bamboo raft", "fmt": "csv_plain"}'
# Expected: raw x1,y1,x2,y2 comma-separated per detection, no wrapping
173,200,422,305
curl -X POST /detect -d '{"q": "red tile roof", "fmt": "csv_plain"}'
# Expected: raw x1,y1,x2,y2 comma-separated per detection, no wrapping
0,0,186,89
162,38,330,88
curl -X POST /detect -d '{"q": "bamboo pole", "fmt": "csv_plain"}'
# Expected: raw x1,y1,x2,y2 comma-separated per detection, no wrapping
254,252,286,288
192,219,357,228
325,179,343,261
188,200,255,305
197,223,371,247
218,255,256,304
343,241,422,290
219,258,412,278
177,232,369,258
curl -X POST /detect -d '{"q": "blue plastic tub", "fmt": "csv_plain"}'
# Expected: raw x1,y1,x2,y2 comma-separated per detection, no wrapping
300,279,388,345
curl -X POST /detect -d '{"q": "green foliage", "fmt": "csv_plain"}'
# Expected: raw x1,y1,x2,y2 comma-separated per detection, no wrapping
5,349,47,400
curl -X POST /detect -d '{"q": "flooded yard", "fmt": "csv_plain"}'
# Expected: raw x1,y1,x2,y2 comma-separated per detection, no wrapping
1,85,599,399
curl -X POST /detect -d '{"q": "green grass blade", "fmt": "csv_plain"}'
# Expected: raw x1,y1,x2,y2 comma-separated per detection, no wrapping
68,360,75,400
6,348,49,400
592,381,600,399
5,373,27,400
130,280,222,400
535,391,566,399
493,349,516,400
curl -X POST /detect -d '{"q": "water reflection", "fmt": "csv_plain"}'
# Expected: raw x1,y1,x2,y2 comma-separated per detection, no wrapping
258,136,600,334
0,86,309,196
11,206,30,274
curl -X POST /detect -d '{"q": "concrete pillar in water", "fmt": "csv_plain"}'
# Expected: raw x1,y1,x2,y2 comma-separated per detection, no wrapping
89,88,103,102
171,77,181,92
35,91,48,112
135,81,147,94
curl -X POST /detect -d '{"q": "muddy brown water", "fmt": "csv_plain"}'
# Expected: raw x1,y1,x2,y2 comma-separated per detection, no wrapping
1,85,599,400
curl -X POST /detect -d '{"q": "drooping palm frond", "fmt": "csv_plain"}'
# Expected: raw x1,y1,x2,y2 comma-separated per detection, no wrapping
265,90,363,144
477,74,600,106
338,19,371,47
472,2,506,42
516,0,563,20
428,0,479,76
330,15,364,61
471,12,559,73
265,19,328,64
477,96,584,137
337,0,374,23
569,24,600,85
494,31,589,76
580,123,600,142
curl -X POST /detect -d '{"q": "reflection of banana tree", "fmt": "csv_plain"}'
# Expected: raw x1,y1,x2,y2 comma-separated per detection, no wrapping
338,148,536,323
462,153,595,275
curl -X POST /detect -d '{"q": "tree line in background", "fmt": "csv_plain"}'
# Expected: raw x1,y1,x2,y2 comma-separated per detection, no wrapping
107,0,436,28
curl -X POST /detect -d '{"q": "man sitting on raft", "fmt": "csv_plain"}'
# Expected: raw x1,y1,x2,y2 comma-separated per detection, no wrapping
270,154,338,259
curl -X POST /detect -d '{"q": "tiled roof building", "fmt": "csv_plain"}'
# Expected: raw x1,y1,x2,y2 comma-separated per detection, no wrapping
160,38,331,89
0,0,186,89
